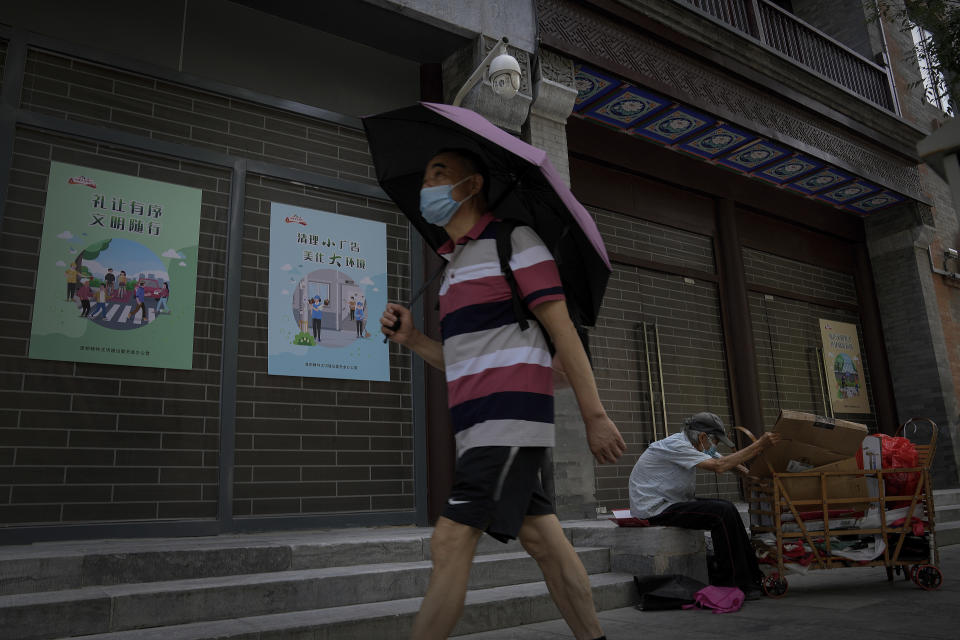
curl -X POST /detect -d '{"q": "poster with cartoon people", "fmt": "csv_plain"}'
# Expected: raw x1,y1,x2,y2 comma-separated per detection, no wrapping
28,161,202,369
267,202,389,381
819,319,871,414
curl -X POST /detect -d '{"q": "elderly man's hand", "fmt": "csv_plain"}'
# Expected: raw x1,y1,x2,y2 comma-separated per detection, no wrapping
758,432,781,449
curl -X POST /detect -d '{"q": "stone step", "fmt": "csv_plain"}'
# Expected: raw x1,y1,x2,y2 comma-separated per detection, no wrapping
0,526,528,596
933,488,960,506
47,572,638,640
0,547,610,640
935,522,960,547
934,503,960,524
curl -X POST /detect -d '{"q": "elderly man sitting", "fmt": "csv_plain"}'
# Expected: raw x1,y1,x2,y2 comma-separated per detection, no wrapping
629,412,780,597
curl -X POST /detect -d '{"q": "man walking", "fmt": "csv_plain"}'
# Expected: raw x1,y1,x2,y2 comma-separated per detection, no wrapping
128,280,148,324
381,149,624,640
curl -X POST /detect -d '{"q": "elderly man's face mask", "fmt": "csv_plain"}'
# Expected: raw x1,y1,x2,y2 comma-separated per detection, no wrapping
700,434,721,458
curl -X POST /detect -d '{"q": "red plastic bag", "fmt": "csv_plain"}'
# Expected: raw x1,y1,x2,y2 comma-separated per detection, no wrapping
857,434,920,500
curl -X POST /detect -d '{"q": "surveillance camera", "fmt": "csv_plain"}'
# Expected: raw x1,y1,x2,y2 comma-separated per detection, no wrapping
946,248,960,260
488,52,521,98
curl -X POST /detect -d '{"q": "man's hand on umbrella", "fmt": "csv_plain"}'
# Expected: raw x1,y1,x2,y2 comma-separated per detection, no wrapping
381,303,415,344
585,414,626,464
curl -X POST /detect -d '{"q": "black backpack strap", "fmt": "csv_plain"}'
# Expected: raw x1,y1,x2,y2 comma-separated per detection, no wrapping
495,219,530,331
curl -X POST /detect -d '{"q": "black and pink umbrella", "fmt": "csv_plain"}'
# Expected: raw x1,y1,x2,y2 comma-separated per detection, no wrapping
361,101,611,326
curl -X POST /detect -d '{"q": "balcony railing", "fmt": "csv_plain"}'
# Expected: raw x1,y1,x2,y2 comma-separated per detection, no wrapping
677,0,896,111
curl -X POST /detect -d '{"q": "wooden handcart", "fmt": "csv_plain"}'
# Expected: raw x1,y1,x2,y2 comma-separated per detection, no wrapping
740,418,942,597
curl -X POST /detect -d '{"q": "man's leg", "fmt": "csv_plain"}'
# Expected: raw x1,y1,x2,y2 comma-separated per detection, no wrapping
649,499,761,589
411,516,482,639
518,514,603,640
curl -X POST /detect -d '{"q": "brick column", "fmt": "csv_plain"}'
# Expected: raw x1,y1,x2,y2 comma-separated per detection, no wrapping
526,49,577,187
865,203,960,488
523,49,598,520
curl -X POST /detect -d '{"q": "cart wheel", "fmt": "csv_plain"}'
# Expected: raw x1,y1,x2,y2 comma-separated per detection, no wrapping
762,573,788,598
912,565,942,591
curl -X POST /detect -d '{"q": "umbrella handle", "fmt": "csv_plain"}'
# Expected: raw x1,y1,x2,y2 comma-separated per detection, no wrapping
382,262,447,345
383,320,400,344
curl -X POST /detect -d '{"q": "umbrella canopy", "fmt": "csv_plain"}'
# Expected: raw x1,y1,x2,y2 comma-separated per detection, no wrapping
361,102,611,326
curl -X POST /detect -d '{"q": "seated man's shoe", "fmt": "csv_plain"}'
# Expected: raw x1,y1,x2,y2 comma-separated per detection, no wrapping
742,585,765,601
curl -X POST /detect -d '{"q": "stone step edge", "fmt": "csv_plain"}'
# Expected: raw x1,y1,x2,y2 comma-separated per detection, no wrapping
0,546,611,607
48,572,637,640
0,525,540,596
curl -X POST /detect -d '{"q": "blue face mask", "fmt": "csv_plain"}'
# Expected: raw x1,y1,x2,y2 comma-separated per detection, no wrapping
420,175,475,227
700,435,720,458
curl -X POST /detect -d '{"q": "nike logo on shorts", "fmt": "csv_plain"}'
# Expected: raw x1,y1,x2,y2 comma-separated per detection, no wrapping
447,498,470,506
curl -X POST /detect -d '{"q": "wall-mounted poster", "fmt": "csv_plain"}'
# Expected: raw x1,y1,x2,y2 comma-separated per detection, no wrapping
268,202,389,381
28,161,202,370
819,319,871,414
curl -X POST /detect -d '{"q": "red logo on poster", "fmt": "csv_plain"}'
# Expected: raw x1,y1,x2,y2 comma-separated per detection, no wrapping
68,176,97,188
284,215,308,226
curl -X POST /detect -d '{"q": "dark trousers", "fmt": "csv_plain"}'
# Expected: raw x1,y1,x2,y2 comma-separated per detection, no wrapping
312,317,322,340
648,498,762,589
80,299,90,316
130,301,146,322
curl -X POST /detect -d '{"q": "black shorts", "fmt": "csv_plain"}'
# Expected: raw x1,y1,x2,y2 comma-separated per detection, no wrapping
442,446,554,543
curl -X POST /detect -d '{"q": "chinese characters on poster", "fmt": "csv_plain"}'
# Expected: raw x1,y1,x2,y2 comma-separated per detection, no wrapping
29,161,202,370
267,202,389,381
819,319,871,414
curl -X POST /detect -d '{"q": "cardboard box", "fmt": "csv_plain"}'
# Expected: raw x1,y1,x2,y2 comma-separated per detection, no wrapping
778,458,870,509
750,410,869,509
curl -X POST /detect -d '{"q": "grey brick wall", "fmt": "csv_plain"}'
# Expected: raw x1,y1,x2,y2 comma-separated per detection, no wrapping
588,207,737,509
742,247,857,307
0,130,228,525
0,45,417,528
233,176,413,517
0,39,6,93
749,293,879,433
743,248,878,434
593,207,715,273
866,232,960,487
19,50,379,187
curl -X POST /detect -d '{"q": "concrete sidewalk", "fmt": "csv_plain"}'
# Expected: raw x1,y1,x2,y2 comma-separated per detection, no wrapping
459,544,959,640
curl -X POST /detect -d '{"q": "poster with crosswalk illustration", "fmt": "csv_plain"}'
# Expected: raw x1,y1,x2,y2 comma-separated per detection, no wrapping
28,161,202,370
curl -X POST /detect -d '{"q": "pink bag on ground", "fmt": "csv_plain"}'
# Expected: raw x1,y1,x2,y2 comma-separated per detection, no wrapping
682,586,744,614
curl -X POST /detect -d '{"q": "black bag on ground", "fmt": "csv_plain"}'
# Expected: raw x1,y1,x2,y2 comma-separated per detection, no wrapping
633,574,708,611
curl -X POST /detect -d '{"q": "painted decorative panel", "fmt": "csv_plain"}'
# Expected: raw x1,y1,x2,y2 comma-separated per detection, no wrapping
573,65,621,111
753,155,823,184
785,167,854,195
845,190,904,213
631,106,714,144
678,124,754,159
817,180,881,206
718,140,790,173
583,86,671,128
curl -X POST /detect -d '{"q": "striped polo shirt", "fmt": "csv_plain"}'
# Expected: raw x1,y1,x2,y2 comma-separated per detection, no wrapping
437,213,566,457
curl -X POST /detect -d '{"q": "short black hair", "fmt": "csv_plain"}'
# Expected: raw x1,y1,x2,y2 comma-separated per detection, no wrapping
434,147,489,201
